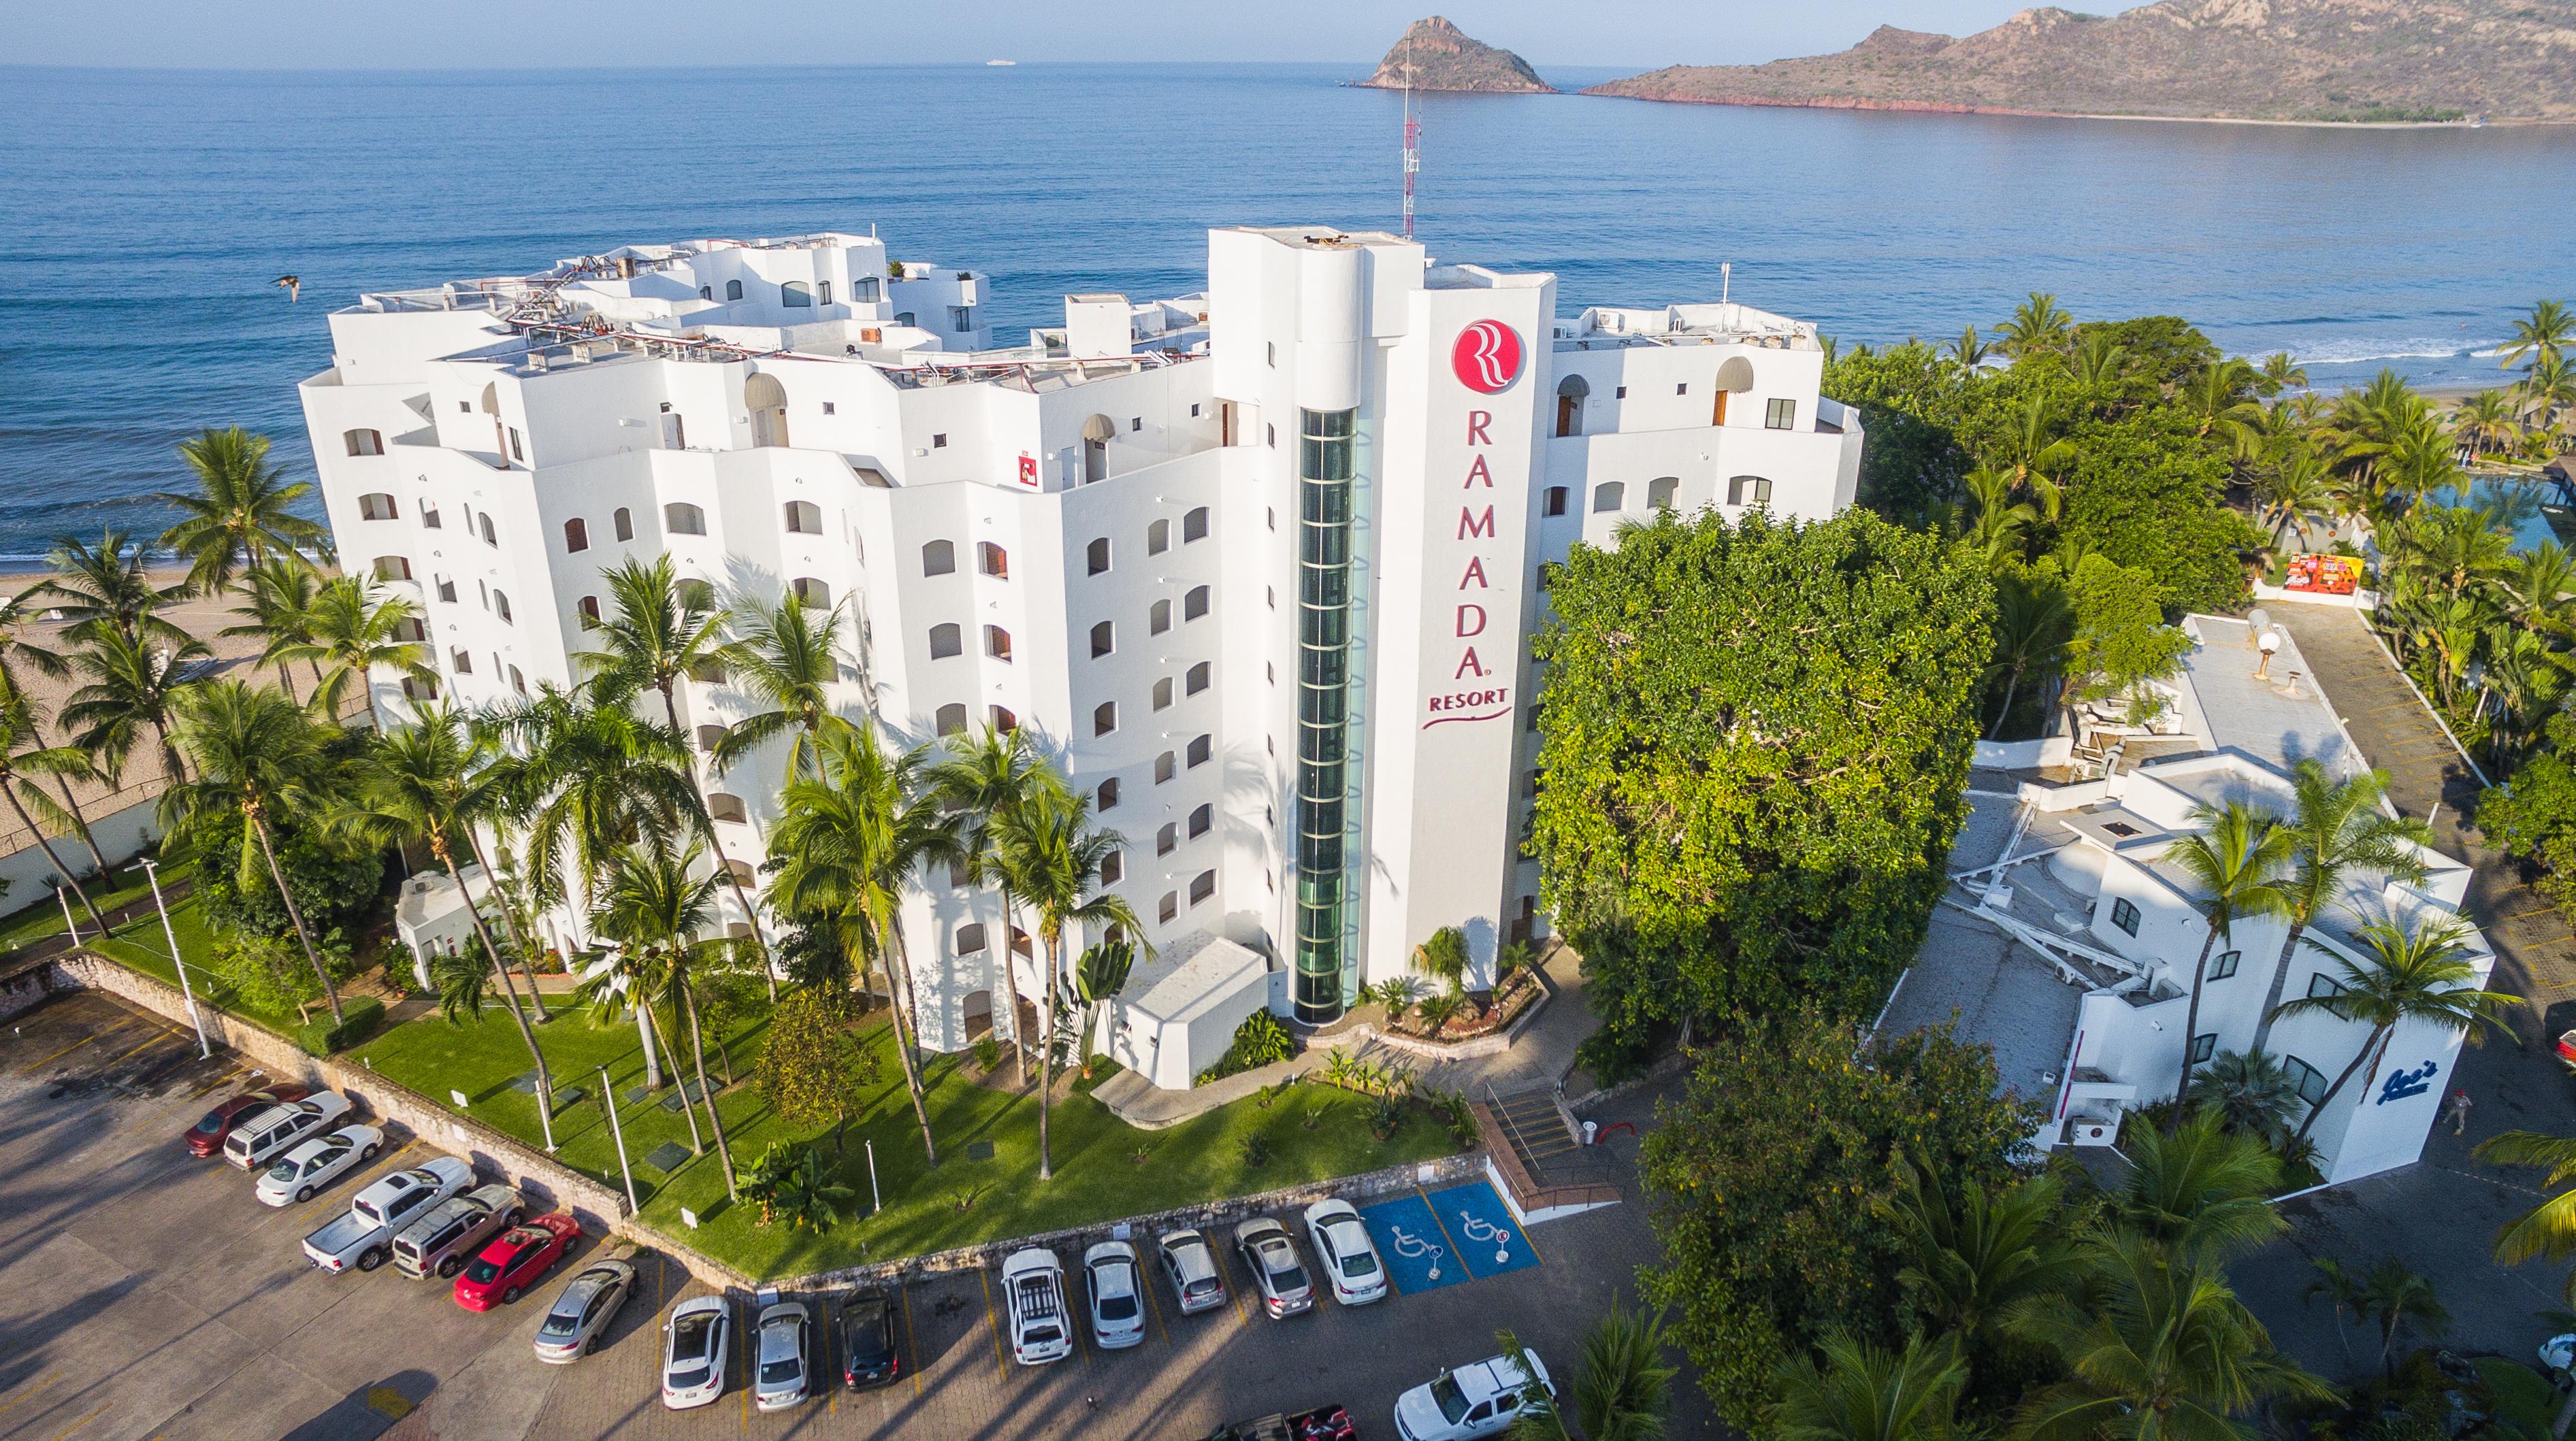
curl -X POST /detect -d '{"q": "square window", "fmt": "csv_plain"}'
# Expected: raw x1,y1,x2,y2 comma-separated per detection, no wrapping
2306,972,2351,1001
2109,897,2141,936
1130,416,1142,432
1766,397,1797,430
2283,1056,2328,1106
1675,382,1687,396
932,433,947,448
2208,949,2240,981
821,401,836,416
2189,1033,2216,1064
1190,403,1202,417
1614,385,1627,399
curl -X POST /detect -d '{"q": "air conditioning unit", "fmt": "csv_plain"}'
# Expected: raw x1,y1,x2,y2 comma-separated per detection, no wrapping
2068,1116,2119,1147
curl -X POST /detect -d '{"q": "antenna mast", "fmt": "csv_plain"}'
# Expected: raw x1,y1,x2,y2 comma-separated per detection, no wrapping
1401,35,1420,241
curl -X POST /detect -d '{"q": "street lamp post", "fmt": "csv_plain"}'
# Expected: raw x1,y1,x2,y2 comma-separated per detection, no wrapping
142,859,210,1060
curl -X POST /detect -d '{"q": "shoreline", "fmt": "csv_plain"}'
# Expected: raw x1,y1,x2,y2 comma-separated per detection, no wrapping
1572,87,2555,131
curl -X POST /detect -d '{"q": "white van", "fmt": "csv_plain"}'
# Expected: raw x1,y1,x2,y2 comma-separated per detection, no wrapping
221,1093,352,1170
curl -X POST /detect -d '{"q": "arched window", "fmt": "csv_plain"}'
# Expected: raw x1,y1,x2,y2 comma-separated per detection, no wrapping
978,542,1009,578
895,311,916,328
664,502,706,535
700,285,712,301
613,507,634,542
923,540,956,576
509,665,527,696
391,617,426,644
1186,661,1210,695
1713,355,1756,427
1184,585,1210,621
929,623,963,659
697,725,727,752
1187,733,1211,767
1154,751,1175,784
781,281,813,308
956,923,988,954
792,576,830,608
576,596,600,628
478,513,498,546
419,502,441,529
1081,414,1114,484
935,703,968,736
1101,850,1124,884
725,278,744,301
1090,620,1114,658
1646,476,1679,511
984,625,1012,661
1156,823,1177,857
1727,475,1774,507
707,794,748,823
783,500,821,534
687,657,727,684
1086,537,1111,575
723,859,757,886
1188,804,1213,839
357,493,397,521
563,517,589,552
990,706,1017,733
493,591,512,624
745,373,789,448
372,555,412,582
1093,701,1117,736
1592,481,1625,513
1190,870,1216,904
1183,506,1209,542
1152,678,1175,711
1097,778,1121,810
1150,599,1172,635
1554,375,1590,437
344,429,385,457
1147,519,1170,555
677,578,715,610
1158,892,1178,923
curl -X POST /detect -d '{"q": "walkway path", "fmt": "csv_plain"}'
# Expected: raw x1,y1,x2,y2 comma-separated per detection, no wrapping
1092,942,1601,1129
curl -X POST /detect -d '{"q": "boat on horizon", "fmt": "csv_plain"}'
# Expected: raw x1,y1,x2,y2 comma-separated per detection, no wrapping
986,59,1016,67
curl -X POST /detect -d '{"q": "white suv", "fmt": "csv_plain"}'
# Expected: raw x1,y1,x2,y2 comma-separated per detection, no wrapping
1303,1200,1389,1306
221,1093,352,1170
1000,1248,1071,1365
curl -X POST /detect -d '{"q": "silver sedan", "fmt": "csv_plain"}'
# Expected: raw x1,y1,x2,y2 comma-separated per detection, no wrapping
532,1261,636,1364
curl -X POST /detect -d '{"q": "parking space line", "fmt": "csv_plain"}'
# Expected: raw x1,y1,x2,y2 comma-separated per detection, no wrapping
101,1030,185,1069
0,1373,54,1414
131,1065,248,1133
979,1268,1007,1376
47,1399,113,1440
1418,1187,1468,1275
1139,1261,1171,1346
15,1029,113,1074
899,1282,922,1395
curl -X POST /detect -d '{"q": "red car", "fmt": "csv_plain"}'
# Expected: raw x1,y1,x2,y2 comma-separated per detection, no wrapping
184,1084,312,1158
452,1213,583,1311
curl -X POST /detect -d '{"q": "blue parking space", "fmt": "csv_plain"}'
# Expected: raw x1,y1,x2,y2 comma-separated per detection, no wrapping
1424,1181,1539,1280
1353,1193,1467,1294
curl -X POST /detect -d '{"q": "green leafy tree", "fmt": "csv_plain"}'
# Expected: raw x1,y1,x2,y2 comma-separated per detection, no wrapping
155,427,328,597
2268,911,2518,1146
2351,1258,2447,1380
2247,760,2432,1057
757,988,879,1153
1878,1160,2078,1345
992,782,1141,1181
2479,715,2576,922
1530,510,1993,1066
212,929,341,1022
2117,1110,2286,1263
1635,1008,2040,1427
1499,1302,1680,1441
1769,1330,1968,1441
2055,408,2257,615
1996,293,2074,359
589,840,740,1195
771,1144,857,1233
1986,564,2073,740
1073,938,1137,1079
2159,801,2292,1126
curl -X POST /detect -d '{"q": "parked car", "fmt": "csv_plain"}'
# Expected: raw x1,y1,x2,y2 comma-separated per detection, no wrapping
533,1260,636,1364
301,1156,472,1274
1158,1228,1228,1316
184,1083,310,1157
662,1295,732,1410
753,1300,811,1411
1233,1218,1315,1319
838,1288,900,1390
1392,1352,1555,1441
221,1092,350,1171
253,1125,380,1207
1083,1241,1147,1349
453,1212,583,1310
393,1184,525,1280
1209,1404,1360,1441
1000,1247,1072,1365
1301,1200,1390,1307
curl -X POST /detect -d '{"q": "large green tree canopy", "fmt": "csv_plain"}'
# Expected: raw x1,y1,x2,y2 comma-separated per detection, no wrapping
1529,509,1993,1065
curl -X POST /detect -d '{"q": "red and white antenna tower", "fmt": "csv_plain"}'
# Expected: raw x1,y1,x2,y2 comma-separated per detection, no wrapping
1401,41,1420,240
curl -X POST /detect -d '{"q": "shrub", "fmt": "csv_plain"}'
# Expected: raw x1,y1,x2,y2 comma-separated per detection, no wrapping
1239,1131,1273,1168
972,1035,1002,1073
1194,1009,1295,1084
193,807,387,942
1367,1092,1407,1141
295,995,384,1057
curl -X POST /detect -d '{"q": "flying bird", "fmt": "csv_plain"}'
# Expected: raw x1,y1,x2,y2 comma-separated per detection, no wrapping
274,275,301,303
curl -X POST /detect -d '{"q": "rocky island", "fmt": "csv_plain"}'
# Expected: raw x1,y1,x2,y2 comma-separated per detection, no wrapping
1355,16,1554,95
1582,0,2576,124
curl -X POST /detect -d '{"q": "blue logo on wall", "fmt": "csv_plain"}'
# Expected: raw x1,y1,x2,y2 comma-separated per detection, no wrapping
2376,1061,2438,1106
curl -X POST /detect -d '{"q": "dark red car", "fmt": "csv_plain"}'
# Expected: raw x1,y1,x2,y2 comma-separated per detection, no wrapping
453,1213,583,1311
184,1084,312,1158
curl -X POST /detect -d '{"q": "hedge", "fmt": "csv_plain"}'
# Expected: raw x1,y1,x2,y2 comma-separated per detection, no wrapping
297,996,385,1057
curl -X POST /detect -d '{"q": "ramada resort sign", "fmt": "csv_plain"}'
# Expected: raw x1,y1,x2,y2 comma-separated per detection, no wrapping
1426,321,1525,731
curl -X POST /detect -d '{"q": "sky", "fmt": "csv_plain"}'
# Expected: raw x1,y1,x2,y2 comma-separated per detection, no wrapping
3,0,2151,71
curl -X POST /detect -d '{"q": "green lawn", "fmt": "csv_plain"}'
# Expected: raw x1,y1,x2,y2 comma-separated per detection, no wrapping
85,893,314,1034
357,1003,1457,1280
0,861,163,963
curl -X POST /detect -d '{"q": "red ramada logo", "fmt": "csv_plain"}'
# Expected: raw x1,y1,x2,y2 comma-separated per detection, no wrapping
1450,321,1522,394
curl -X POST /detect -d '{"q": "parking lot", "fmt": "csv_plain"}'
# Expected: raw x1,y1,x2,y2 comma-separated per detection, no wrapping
0,989,1709,1440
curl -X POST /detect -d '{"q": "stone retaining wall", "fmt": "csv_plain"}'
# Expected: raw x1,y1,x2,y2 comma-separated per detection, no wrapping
45,950,628,1235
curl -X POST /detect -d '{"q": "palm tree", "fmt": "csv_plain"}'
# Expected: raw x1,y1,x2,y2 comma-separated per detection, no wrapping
2268,910,2518,1146
338,706,557,1123
2185,1050,2303,1143
1991,397,2076,518
0,590,69,701
1986,568,2073,740
31,529,193,649
575,927,691,1141
2474,1127,2576,1307
2256,449,2334,549
2004,1228,2330,1441
2502,299,2574,374
766,723,960,1166
159,679,344,1022
1877,1159,2076,1342
2260,352,2310,395
1950,326,1989,371
1073,937,1137,1078
12,742,113,876
711,593,855,784
2517,352,2576,440
2514,542,2576,627
2352,1258,2447,1379
1996,293,2074,359
2247,760,2432,1057
156,427,328,597
2119,1110,2285,1263
219,554,323,703
2185,359,2266,454
579,557,772,987
2073,332,2130,393
1769,1329,1966,1441
928,725,1056,1081
58,625,208,789
0,691,109,930
2304,1257,2367,1368
2455,391,2524,460
1495,1303,1678,1441
2160,801,2293,1127
589,839,740,1196
276,574,434,718
991,782,1141,1181
1963,467,2038,567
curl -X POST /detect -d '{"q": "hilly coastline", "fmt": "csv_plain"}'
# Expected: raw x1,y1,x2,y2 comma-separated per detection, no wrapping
1355,16,1554,94
1580,0,2576,123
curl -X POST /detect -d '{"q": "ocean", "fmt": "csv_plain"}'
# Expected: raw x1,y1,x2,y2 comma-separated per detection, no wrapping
3,61,2572,561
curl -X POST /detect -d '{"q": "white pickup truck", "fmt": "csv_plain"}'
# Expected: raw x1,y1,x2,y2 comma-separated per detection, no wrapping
302,1157,473,1274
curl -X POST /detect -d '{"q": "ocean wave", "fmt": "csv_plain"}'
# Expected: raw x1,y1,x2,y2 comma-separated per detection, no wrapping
2291,339,2508,366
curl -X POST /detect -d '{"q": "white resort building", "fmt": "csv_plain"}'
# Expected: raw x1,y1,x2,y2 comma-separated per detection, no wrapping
299,225,1863,1091
1885,614,2495,1185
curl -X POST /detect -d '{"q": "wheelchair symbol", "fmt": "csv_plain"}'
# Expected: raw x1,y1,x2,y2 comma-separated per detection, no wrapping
1458,1211,1512,1267
1388,1224,1445,1280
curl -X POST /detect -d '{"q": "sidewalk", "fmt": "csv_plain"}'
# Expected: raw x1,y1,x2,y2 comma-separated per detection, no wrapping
1092,942,1601,1129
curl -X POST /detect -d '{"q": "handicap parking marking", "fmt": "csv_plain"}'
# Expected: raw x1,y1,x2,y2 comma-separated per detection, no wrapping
1352,1193,1466,1295
1422,1181,1538,1281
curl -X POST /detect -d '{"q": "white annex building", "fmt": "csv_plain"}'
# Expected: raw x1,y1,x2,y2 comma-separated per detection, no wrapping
300,225,1862,1089
1885,614,2496,1185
